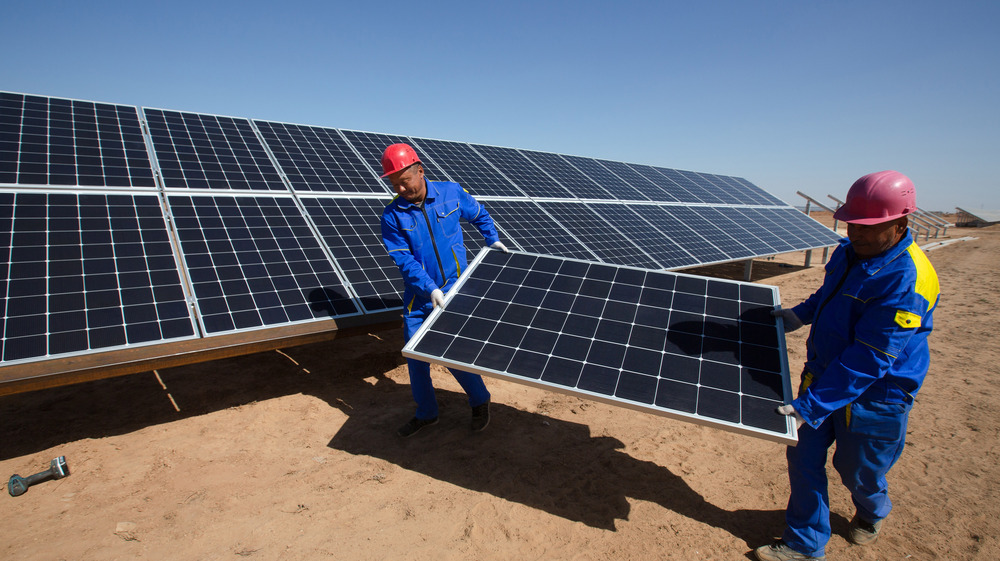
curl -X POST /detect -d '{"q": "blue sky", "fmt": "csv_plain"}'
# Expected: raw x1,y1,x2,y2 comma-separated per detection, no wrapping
4,0,998,212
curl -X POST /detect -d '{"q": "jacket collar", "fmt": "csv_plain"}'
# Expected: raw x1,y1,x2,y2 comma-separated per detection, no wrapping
394,179,437,210
853,227,914,274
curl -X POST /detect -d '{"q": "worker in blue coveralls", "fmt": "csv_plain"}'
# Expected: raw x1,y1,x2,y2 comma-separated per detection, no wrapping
756,171,940,561
379,143,509,438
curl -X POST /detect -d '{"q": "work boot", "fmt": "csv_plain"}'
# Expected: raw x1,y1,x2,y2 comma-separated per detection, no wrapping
754,540,825,561
397,416,438,438
471,401,490,432
848,514,883,545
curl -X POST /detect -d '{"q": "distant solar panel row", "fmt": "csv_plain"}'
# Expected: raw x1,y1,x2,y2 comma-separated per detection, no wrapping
2,91,792,208
1,91,838,369
483,200,838,269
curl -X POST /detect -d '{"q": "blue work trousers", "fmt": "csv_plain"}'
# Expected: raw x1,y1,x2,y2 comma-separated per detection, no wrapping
403,305,490,420
783,399,911,557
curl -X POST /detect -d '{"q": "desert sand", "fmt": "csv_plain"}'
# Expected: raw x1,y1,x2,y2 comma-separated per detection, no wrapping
2,214,998,560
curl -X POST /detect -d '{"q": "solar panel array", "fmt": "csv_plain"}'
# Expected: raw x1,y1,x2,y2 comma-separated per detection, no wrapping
955,207,1000,226
403,249,797,444
1,90,839,370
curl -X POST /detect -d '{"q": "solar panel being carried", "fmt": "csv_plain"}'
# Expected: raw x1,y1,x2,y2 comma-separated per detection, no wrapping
404,248,797,444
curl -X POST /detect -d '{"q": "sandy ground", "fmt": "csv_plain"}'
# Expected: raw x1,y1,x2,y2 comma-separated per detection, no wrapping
2,214,998,561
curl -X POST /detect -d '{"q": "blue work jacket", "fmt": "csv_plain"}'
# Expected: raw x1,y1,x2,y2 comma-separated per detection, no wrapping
790,229,940,428
381,180,499,312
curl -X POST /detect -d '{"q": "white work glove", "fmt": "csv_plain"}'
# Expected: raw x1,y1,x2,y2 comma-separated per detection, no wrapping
430,288,445,308
771,308,804,332
776,404,806,429
490,241,509,253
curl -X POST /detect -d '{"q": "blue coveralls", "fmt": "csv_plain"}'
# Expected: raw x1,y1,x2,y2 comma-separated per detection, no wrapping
782,229,940,557
380,179,500,420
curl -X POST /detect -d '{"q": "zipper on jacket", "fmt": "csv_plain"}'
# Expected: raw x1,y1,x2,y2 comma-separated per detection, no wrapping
420,205,448,285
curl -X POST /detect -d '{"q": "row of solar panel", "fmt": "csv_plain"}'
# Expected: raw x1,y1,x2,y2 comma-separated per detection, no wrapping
467,199,838,270
0,91,838,368
2,91,784,206
0,189,837,361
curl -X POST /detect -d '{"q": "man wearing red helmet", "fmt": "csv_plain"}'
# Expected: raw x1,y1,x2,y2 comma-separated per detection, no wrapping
756,171,940,560
379,143,509,438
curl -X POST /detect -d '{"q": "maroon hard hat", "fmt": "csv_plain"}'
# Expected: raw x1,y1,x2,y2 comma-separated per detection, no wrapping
380,143,421,177
833,170,917,225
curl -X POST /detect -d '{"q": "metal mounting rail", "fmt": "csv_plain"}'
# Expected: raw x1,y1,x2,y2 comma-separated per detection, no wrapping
0,312,401,397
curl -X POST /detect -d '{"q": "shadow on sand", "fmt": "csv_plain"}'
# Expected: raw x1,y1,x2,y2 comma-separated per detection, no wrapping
0,329,815,546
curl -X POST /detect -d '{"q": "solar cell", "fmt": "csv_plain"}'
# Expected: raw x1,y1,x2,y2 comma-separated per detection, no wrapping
537,201,660,268
167,194,358,333
480,199,598,261
409,138,525,198
661,206,754,260
558,155,651,201
144,109,285,191
623,205,725,265
253,120,388,194
729,176,787,206
403,249,796,444
0,92,156,188
693,206,778,255
656,168,728,205
0,190,196,364
624,163,693,202
1,89,844,389
585,160,672,202
518,150,613,200
699,173,770,206
591,202,700,269
770,207,843,247
720,207,797,253
472,144,573,199
956,207,1000,225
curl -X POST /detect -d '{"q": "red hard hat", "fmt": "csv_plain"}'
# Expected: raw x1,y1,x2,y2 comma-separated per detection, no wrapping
380,143,421,177
832,170,917,225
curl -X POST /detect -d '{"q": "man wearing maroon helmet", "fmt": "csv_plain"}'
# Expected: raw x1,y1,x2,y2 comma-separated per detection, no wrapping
756,171,940,561
379,143,508,438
